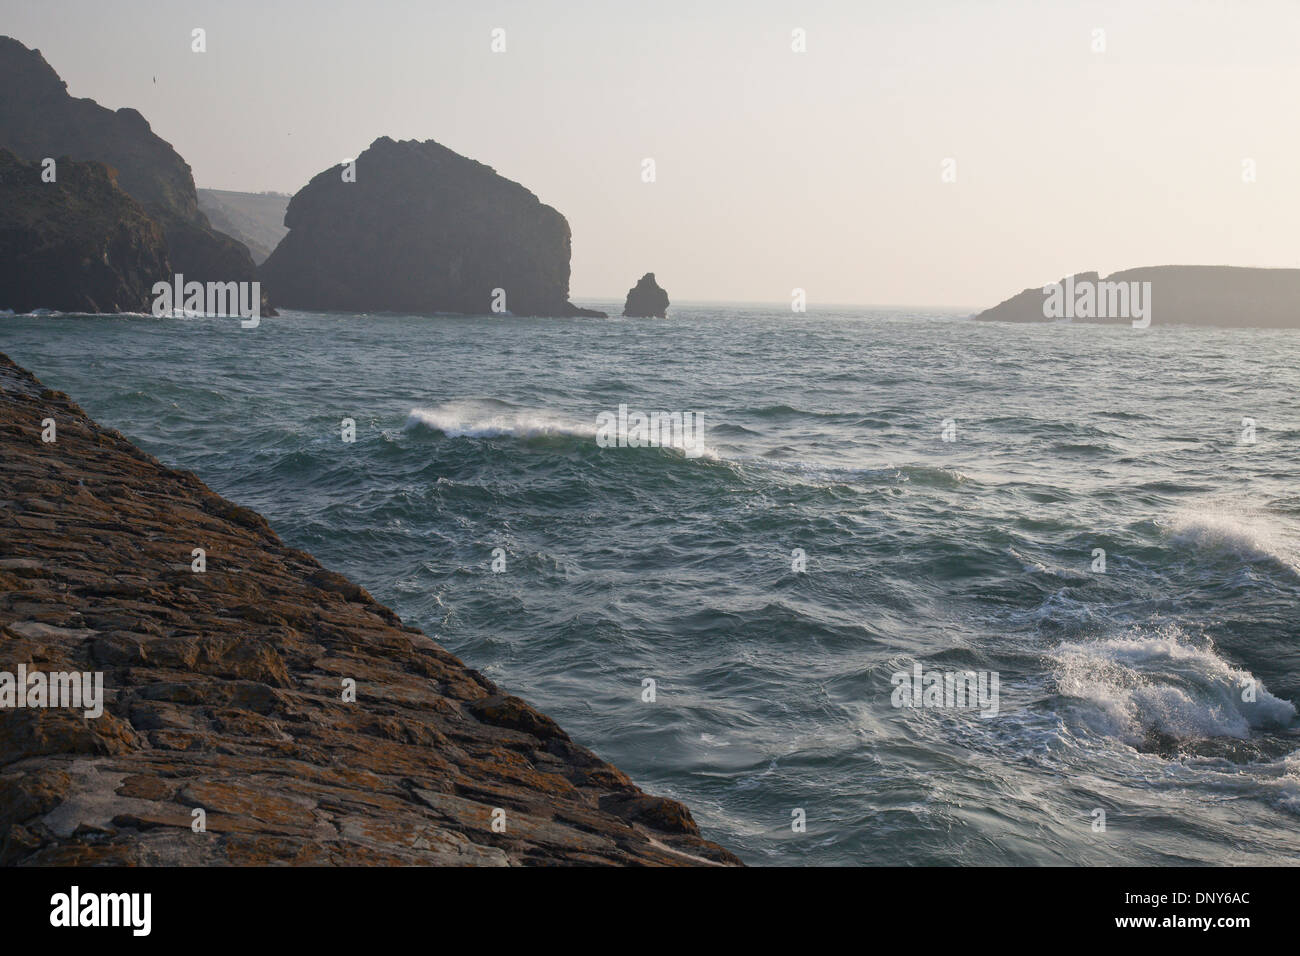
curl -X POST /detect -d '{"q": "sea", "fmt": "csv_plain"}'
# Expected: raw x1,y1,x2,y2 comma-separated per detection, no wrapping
3,302,1299,865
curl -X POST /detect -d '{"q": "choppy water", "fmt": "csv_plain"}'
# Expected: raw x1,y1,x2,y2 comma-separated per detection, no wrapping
4,303,1299,865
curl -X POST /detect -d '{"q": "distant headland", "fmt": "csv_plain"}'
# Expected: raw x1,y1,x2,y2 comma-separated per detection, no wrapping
975,265,1300,329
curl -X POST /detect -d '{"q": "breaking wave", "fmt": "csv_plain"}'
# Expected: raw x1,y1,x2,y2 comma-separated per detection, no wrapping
1051,626,1296,745
1166,504,1300,574
405,400,594,440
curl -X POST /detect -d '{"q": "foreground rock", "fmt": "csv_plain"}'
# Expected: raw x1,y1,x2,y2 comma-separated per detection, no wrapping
623,273,670,318
262,136,605,317
0,36,266,309
0,353,737,866
975,265,1300,328
0,149,171,312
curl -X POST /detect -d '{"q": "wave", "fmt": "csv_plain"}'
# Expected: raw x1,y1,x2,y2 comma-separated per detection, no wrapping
405,400,594,440
752,458,972,489
0,309,155,318
1051,626,1295,746
404,399,719,458
1165,504,1300,574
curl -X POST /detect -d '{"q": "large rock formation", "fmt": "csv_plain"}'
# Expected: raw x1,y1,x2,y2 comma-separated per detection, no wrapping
262,136,604,317
622,272,670,317
0,353,737,866
975,266,1300,328
0,36,264,303
197,189,290,265
0,149,171,313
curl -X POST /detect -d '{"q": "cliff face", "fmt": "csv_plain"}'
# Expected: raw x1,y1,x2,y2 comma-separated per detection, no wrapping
0,36,261,296
0,353,737,866
262,137,604,317
975,266,1300,328
623,273,670,318
0,149,171,313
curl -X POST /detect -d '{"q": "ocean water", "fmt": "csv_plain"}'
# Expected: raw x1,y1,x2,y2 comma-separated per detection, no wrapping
3,303,1300,866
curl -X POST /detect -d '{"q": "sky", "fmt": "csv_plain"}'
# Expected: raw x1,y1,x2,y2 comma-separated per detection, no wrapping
4,0,1299,306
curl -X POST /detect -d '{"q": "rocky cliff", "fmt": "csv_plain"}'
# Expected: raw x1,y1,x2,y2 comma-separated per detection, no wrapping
0,353,737,866
623,273,670,317
0,36,263,302
262,137,604,317
0,149,171,313
975,265,1300,328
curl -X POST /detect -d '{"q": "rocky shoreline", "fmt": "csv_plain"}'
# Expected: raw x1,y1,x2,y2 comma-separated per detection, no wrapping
0,352,738,866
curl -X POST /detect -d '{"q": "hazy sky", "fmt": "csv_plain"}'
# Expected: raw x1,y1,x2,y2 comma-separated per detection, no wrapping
5,0,1299,306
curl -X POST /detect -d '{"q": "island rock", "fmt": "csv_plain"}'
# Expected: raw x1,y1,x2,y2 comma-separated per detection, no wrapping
622,272,670,317
262,136,605,317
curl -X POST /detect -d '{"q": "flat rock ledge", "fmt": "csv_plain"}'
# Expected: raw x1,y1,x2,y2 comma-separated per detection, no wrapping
0,352,739,866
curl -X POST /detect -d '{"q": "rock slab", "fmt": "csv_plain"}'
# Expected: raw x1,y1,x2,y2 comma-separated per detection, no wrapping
0,352,737,866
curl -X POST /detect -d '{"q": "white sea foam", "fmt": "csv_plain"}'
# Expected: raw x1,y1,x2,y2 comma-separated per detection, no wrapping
1167,504,1300,573
406,401,593,440
0,309,155,318
1274,754,1300,815
1052,626,1295,744
404,400,718,457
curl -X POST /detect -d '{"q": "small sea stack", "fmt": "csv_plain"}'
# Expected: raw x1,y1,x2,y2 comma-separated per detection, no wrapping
622,273,670,318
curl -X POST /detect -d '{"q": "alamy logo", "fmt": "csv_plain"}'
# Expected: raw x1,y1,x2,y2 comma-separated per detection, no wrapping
50,886,151,936
891,663,1000,717
151,273,261,328
596,404,706,458
0,664,102,718
1042,276,1152,328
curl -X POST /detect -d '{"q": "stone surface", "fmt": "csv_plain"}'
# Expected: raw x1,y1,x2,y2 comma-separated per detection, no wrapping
622,273,669,318
0,36,267,308
0,352,738,866
262,136,605,317
0,149,172,313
